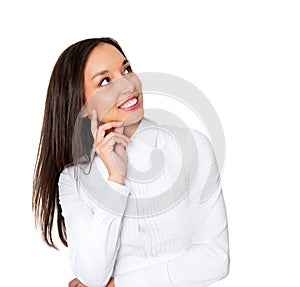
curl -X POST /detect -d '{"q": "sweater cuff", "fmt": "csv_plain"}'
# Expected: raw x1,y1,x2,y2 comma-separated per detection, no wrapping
106,179,130,196
81,178,130,217
114,268,147,287
114,260,173,287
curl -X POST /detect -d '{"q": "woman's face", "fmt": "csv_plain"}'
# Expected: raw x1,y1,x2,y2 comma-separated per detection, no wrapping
83,43,144,126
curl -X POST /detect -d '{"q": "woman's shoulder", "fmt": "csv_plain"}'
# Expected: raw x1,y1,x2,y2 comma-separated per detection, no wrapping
188,127,212,148
143,117,212,154
58,163,76,188
58,155,94,186
157,120,210,148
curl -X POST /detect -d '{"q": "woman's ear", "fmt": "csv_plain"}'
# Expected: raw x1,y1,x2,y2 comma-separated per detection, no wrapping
79,110,89,118
79,104,91,119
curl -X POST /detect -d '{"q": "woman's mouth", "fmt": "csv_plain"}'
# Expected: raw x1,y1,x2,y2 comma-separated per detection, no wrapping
118,96,140,111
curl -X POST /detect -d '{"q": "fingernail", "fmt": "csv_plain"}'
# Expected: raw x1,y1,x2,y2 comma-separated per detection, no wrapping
117,122,123,126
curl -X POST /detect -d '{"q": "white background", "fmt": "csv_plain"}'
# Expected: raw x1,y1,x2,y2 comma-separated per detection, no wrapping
1,0,299,286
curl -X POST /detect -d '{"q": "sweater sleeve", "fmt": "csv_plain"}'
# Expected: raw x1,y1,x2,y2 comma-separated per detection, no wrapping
114,131,230,287
58,167,130,287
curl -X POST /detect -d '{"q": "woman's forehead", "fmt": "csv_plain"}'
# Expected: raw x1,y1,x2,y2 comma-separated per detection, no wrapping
85,43,126,76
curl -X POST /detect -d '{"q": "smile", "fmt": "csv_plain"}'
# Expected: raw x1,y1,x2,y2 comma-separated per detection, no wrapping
118,96,140,111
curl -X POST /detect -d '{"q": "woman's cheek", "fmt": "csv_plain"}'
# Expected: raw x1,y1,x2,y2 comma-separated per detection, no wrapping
87,91,118,122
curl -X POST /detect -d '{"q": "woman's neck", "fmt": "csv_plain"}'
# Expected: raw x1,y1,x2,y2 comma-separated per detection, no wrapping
123,119,142,138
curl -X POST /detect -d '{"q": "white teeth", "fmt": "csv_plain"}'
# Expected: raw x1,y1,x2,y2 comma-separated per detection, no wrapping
119,97,138,109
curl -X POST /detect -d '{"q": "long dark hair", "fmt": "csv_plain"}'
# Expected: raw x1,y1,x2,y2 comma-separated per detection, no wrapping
32,37,127,249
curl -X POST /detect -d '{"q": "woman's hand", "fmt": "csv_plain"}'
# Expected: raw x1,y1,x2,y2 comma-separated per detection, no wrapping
68,278,87,287
106,277,115,287
68,277,114,287
91,109,131,184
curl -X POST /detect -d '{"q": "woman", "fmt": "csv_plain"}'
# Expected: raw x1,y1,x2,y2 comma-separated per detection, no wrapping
32,37,230,287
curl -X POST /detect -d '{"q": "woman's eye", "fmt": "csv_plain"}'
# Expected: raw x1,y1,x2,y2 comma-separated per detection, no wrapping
124,66,133,75
99,77,110,87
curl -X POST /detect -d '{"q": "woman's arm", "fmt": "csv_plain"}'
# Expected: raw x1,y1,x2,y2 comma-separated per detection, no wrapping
58,167,130,287
68,276,115,287
114,131,230,287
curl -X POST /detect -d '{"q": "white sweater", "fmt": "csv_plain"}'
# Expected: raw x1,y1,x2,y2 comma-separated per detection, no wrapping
58,117,230,287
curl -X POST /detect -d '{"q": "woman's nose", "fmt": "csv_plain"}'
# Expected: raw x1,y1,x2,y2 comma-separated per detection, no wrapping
116,75,135,94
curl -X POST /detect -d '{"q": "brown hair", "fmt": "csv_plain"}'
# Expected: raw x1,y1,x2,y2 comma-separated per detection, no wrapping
32,37,127,249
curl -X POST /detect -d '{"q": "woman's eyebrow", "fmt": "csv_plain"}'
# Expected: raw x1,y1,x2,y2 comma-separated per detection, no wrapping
122,59,129,66
91,59,130,80
91,69,108,80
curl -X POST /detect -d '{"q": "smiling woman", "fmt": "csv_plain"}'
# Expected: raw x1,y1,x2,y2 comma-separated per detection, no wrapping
82,42,144,137
32,37,230,287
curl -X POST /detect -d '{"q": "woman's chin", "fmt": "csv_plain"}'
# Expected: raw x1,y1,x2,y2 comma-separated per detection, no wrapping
120,108,144,126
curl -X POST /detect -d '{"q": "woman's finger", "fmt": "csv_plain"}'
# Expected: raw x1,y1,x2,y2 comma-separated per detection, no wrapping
114,125,124,135
69,278,86,287
95,121,123,142
90,109,123,141
90,109,98,139
105,277,115,287
94,136,129,153
101,135,129,148
100,132,131,146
